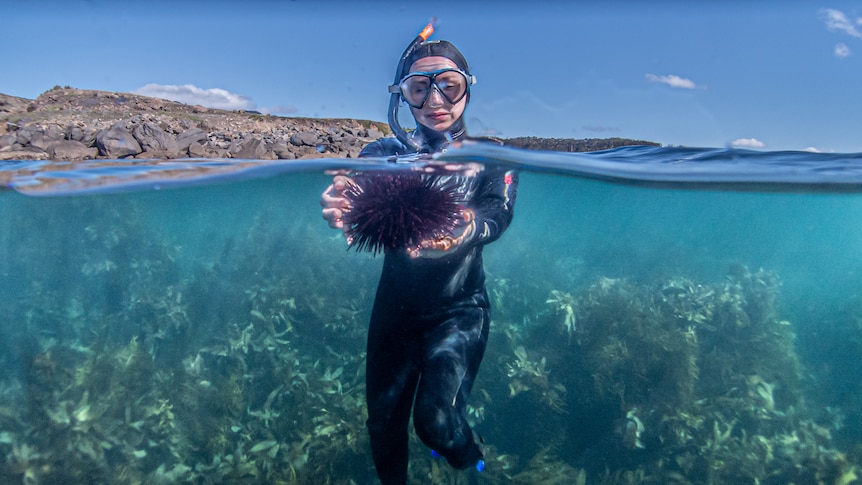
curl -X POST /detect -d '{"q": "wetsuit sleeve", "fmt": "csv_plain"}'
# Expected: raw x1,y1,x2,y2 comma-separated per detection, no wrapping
359,138,412,158
469,167,518,246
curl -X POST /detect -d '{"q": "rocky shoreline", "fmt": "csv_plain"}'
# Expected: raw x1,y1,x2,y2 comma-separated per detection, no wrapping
1,87,658,161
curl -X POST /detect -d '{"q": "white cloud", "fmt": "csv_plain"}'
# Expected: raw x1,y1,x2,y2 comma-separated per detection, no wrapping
820,8,862,38
645,73,697,89
731,138,766,148
834,42,851,58
133,83,255,111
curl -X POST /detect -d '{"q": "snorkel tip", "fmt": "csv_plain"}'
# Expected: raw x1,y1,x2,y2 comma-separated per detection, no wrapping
419,20,435,41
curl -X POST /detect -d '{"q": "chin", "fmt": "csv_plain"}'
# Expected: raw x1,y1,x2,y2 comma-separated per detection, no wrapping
424,120,452,132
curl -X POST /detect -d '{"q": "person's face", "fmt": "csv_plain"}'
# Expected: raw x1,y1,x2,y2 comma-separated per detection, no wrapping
406,56,467,133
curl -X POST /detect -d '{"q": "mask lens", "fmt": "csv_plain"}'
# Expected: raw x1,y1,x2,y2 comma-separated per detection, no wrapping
400,69,469,108
434,71,467,104
400,75,432,108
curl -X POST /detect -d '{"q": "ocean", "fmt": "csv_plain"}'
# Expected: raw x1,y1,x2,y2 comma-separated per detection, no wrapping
1,144,861,484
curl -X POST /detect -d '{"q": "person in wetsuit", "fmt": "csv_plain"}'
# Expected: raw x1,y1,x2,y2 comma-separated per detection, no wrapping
321,30,518,485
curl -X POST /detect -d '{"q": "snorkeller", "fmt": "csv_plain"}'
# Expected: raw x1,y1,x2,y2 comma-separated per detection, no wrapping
383,21,476,154
320,22,518,484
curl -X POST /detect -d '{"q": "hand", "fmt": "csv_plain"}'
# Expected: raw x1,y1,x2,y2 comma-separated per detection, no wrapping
321,174,353,234
408,209,476,259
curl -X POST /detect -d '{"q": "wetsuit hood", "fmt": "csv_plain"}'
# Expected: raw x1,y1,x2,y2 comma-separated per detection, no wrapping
401,40,471,81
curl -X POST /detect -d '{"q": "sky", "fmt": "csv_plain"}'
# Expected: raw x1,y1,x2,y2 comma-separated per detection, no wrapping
3,0,861,152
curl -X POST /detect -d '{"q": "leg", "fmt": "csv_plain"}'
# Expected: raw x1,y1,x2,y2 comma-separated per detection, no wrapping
366,303,421,485
413,305,489,470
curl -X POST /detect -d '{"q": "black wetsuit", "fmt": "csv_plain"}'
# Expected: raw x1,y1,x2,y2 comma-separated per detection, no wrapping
358,122,518,484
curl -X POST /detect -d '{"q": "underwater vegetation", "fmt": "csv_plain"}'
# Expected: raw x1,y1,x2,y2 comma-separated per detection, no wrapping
0,187,860,484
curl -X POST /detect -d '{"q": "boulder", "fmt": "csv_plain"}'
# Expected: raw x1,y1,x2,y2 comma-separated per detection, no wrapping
0,147,49,161
81,128,99,147
187,141,208,158
29,131,62,151
271,142,295,160
96,126,142,158
365,127,384,140
0,134,17,149
46,140,98,160
188,141,228,159
175,128,207,151
290,131,319,147
15,127,35,145
231,138,267,159
66,125,85,141
133,122,179,155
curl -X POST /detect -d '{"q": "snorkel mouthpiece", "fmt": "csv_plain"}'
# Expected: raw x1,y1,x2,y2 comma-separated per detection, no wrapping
388,21,436,150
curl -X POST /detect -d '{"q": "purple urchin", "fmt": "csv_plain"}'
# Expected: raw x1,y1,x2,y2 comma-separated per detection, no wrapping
341,172,464,254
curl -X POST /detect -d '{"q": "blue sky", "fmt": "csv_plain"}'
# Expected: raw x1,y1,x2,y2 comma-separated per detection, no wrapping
3,1,861,152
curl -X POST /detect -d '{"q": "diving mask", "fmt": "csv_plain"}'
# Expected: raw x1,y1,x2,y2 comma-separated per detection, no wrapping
389,68,475,109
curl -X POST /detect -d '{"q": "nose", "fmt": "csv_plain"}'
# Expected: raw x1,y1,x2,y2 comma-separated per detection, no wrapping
426,85,445,107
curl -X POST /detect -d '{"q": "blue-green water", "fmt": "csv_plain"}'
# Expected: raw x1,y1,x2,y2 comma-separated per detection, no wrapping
1,145,861,484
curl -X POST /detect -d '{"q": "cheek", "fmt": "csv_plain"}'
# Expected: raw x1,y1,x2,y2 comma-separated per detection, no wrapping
450,99,467,119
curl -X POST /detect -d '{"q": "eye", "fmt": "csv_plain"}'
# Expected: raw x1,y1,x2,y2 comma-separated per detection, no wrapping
409,80,430,94
436,74,465,96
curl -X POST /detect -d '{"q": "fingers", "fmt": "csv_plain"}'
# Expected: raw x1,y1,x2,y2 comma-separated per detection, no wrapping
322,207,344,229
320,175,355,230
409,209,476,259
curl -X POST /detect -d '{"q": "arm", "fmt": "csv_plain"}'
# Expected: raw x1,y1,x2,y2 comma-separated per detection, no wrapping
358,137,412,158
470,167,518,246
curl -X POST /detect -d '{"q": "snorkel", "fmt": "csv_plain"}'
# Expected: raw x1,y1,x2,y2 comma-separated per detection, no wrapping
388,21,435,151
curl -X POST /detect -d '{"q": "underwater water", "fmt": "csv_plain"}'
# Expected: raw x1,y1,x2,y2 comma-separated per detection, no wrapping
1,144,862,484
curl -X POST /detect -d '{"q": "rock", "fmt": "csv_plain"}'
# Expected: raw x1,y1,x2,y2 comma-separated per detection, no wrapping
81,128,99,148
365,127,384,140
96,126,142,158
46,140,98,160
134,149,181,160
15,127,35,146
270,142,295,160
29,131,63,151
188,141,227,159
175,128,207,151
187,141,207,158
0,147,49,160
290,131,319,147
133,122,179,155
231,138,268,159
66,125,85,141
0,134,18,149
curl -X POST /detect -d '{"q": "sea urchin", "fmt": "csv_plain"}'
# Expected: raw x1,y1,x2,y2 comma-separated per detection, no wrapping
341,172,464,254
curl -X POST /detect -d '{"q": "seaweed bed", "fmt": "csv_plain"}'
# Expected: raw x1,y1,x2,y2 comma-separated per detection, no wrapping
1,192,860,485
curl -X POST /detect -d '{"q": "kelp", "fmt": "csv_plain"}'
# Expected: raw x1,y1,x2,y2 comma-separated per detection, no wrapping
0,191,859,484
